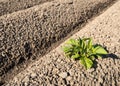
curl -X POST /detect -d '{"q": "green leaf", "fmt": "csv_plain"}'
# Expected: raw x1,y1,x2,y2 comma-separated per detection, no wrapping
66,39,78,46
88,38,92,49
73,46,80,53
80,39,86,54
94,46,108,55
83,38,90,41
65,52,72,57
80,57,93,69
71,53,80,59
78,38,83,48
62,46,72,53
89,56,95,60
83,38,92,48
96,55,102,59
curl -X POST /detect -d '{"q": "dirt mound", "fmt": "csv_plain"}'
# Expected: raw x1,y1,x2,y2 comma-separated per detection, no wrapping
0,0,116,84
4,0,120,85
0,0,53,16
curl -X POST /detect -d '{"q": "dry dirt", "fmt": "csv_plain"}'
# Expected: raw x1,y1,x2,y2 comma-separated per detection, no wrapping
0,0,118,85
0,0,53,16
3,0,120,86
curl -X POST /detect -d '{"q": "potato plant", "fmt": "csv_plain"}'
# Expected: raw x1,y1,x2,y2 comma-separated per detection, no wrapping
62,38,108,69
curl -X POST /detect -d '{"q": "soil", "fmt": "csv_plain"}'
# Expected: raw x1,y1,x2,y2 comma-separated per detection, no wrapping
4,0,120,85
0,0,118,85
0,0,53,16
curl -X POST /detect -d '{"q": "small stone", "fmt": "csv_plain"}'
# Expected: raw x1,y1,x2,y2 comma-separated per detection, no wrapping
69,69,75,76
31,73,37,78
14,77,18,82
57,59,61,62
24,82,29,86
94,78,98,82
59,72,68,78
98,76,104,83
66,76,72,81
52,68,59,74
59,0,73,4
87,68,95,73
81,74,85,77
22,76,29,83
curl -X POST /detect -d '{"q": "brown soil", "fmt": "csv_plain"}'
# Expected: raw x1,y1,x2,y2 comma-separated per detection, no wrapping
0,0,117,85
0,0,53,16
4,1,120,85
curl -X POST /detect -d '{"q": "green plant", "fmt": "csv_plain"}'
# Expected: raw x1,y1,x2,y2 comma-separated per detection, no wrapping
62,38,108,69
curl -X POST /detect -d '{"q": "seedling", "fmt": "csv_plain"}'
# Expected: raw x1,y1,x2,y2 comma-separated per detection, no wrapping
62,38,108,69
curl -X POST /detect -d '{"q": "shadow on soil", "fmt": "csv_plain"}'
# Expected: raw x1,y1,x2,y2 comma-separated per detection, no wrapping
93,53,120,69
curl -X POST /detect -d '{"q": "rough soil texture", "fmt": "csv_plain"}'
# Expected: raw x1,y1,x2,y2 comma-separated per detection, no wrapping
4,1,120,86
0,0,117,84
0,0,53,16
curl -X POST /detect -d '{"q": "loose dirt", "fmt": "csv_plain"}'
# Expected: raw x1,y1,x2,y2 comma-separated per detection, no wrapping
4,0,120,85
0,0,53,16
0,0,117,85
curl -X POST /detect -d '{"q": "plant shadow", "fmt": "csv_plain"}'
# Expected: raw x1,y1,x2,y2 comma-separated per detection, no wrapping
93,53,120,69
93,44,119,69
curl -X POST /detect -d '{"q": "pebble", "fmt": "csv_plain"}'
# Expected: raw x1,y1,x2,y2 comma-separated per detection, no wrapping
81,73,85,77
59,72,68,78
21,76,30,86
69,69,75,76
87,68,95,73
14,77,18,82
52,68,59,74
66,76,72,81
98,77,103,83
24,82,29,86
22,76,29,83
57,58,61,62
60,0,73,4
31,73,37,78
